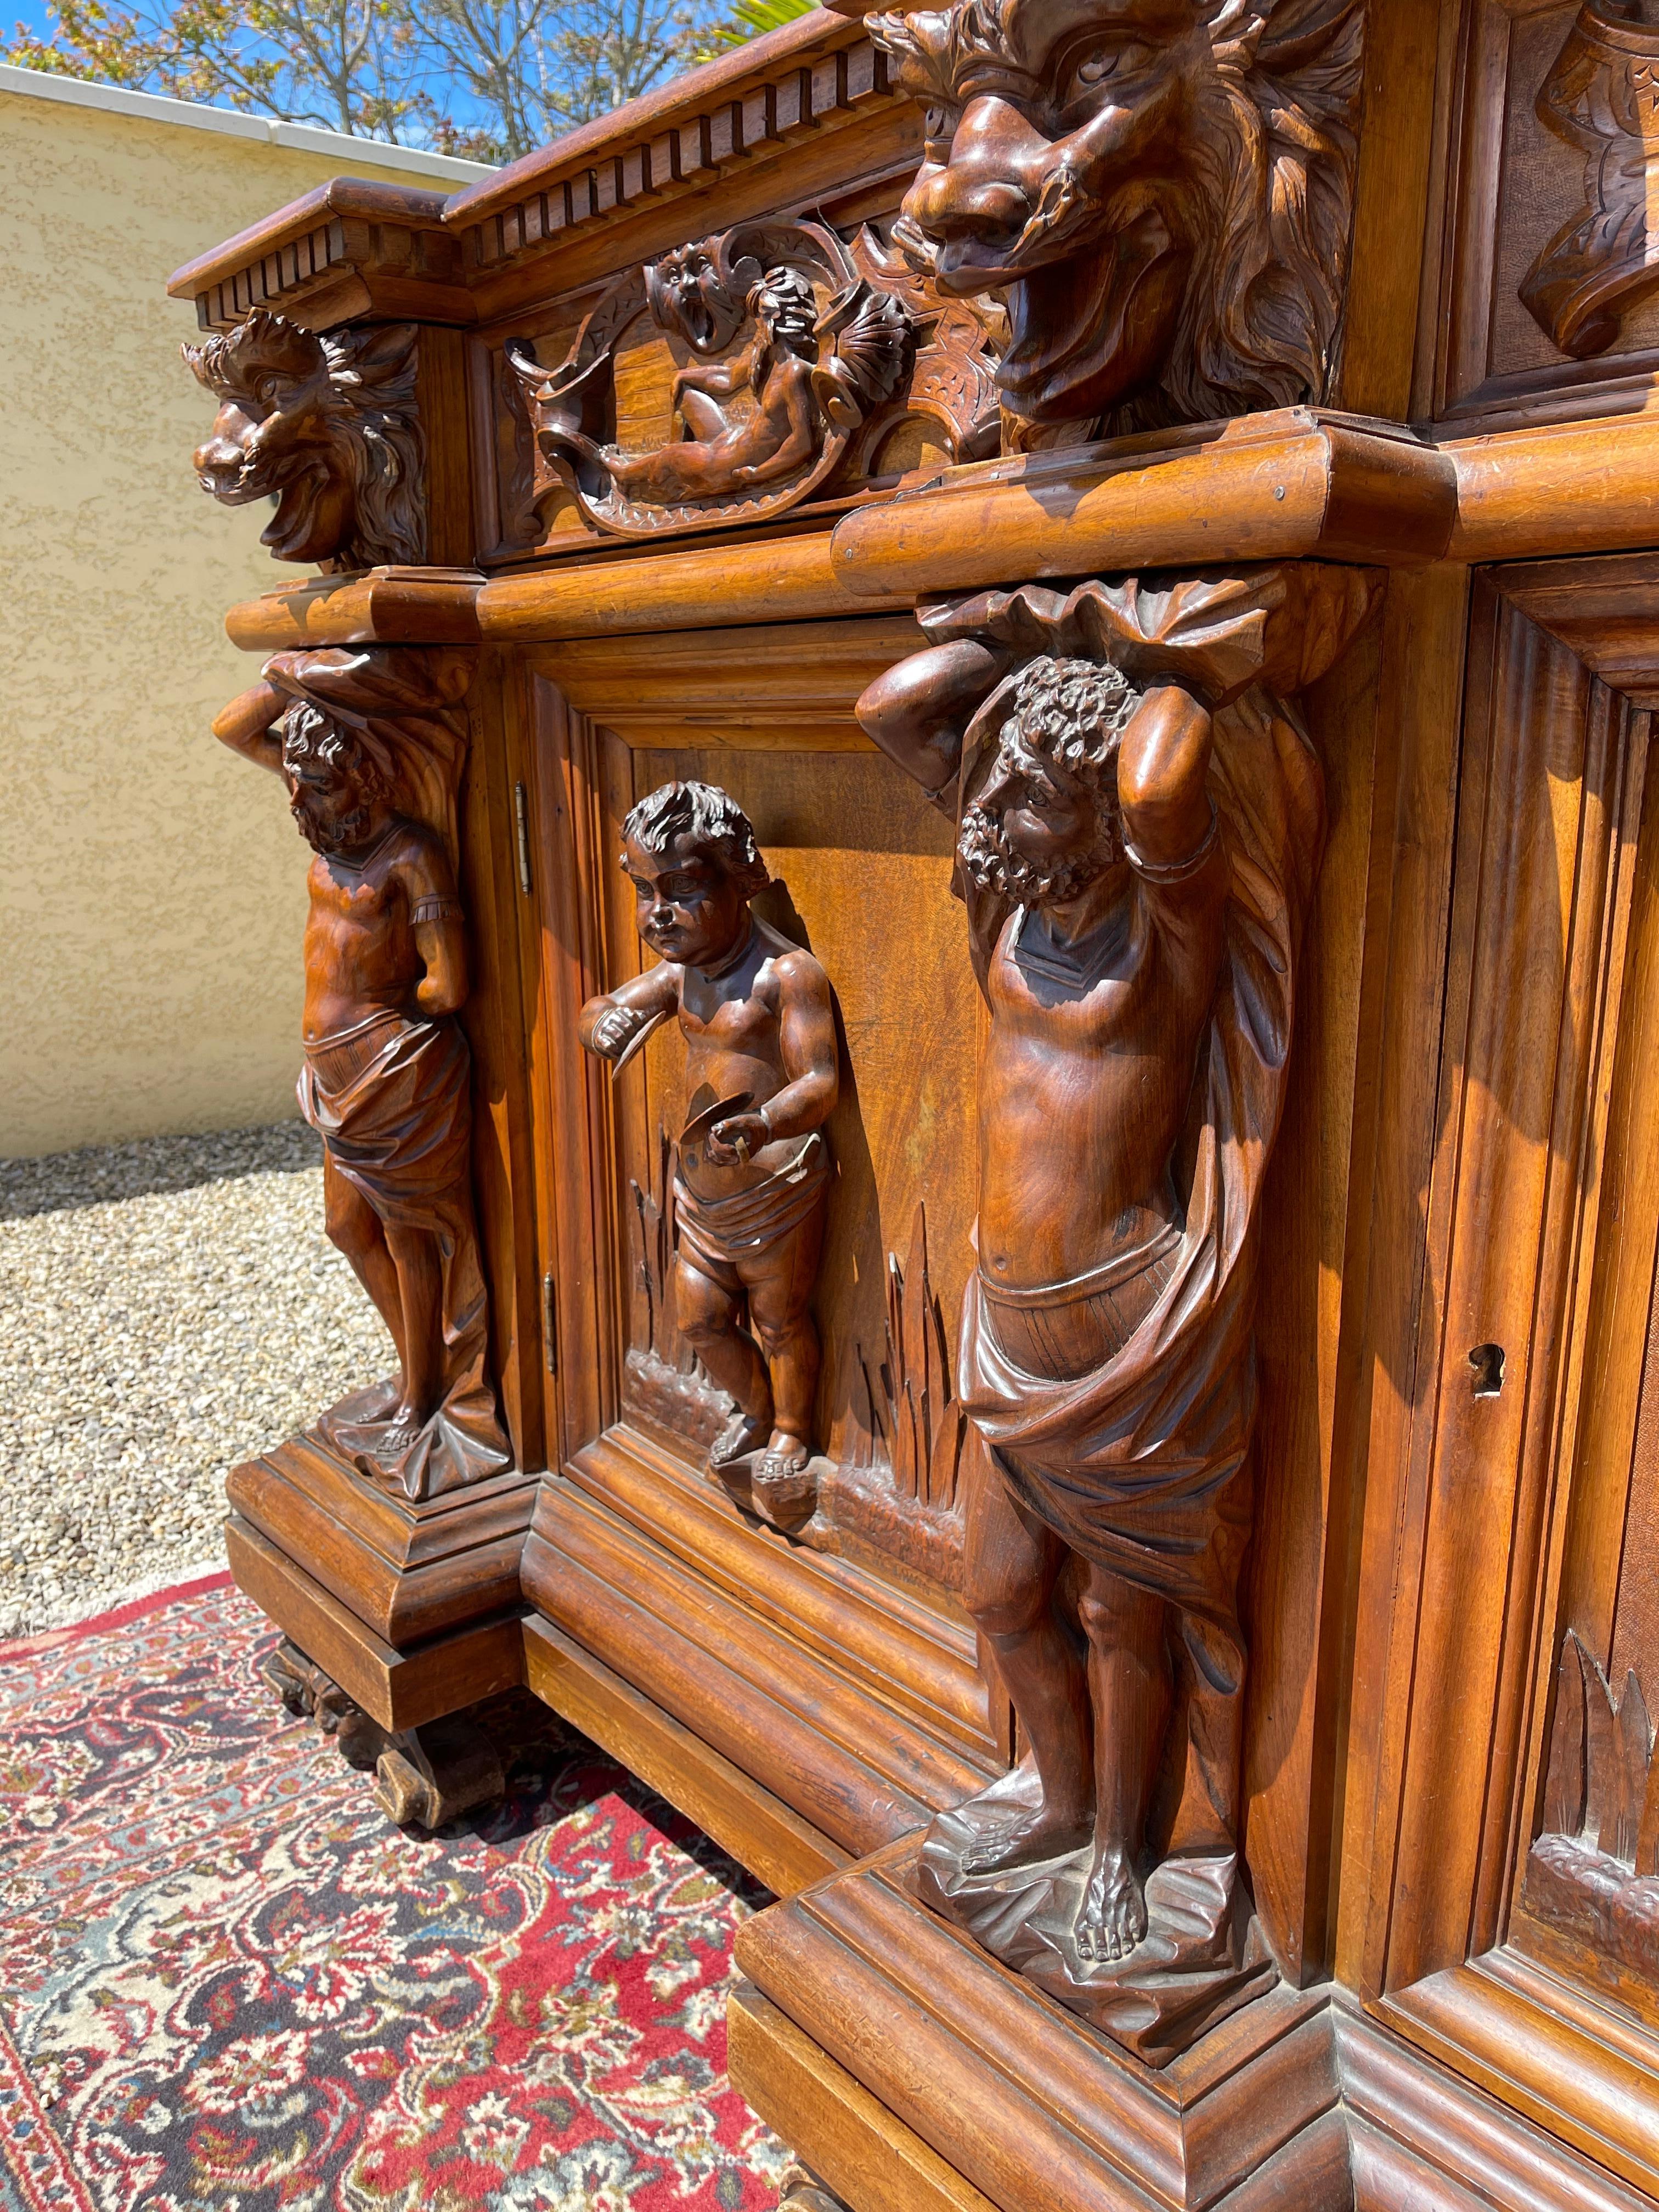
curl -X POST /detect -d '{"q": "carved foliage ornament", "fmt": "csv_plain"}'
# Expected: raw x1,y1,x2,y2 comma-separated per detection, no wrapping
506,219,1000,541
1521,1,1659,360
860,0,1367,439
184,308,426,571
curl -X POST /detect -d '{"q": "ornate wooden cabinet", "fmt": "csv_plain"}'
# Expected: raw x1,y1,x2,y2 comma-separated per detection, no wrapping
169,3,1659,2204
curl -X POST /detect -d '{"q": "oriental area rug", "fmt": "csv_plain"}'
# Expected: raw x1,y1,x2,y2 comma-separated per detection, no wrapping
0,1575,787,2211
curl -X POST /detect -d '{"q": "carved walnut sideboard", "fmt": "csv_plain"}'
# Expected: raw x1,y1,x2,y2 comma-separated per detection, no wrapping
168,3,1659,2205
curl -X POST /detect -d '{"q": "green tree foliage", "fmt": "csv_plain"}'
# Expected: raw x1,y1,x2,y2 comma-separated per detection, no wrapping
3,0,759,155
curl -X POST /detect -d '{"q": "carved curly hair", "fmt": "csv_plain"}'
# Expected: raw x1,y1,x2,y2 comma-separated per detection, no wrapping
280,702,394,803
621,781,771,898
957,656,1139,900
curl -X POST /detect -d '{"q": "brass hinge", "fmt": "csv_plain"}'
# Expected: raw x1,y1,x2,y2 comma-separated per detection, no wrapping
514,781,533,898
541,1269,559,1377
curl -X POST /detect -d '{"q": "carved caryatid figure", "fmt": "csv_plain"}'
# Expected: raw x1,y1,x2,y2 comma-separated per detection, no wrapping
579,784,839,1525
858,567,1374,2060
857,0,1365,438
213,647,510,1501
184,308,426,570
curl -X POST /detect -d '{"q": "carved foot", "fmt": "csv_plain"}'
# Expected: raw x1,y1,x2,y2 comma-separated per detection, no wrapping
709,1409,770,1472
1074,1842,1149,1965
776,2162,851,2212
954,1799,1092,1877
262,1641,569,1831
752,1437,817,1528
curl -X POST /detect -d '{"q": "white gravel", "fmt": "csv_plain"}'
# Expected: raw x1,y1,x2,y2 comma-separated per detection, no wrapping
0,1122,392,1638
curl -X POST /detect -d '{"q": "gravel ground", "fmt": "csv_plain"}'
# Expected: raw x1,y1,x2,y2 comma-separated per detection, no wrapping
1,1122,391,1639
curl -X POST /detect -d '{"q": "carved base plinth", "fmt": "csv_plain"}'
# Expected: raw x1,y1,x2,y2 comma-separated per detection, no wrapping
731,1841,1656,2212
710,1446,830,1533
265,1638,570,1829
918,1768,1274,2067
228,1431,539,1649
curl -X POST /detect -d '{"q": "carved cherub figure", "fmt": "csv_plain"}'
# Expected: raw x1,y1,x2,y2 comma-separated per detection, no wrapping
214,650,509,1501
858,567,1374,2055
606,268,823,505
579,783,839,1519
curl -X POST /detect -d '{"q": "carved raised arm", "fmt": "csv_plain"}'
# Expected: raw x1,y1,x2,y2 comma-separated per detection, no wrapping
856,637,1012,800
211,678,288,777
1117,686,1216,872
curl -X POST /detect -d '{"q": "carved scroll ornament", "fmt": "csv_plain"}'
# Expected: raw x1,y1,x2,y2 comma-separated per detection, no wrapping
506,219,1000,541
856,563,1377,2062
211,646,510,1502
1521,2,1659,360
184,308,426,571
860,0,1366,443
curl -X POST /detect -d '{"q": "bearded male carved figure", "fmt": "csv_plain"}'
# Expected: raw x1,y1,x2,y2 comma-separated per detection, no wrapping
857,566,1375,2062
849,0,1365,438
184,308,426,570
212,647,511,1502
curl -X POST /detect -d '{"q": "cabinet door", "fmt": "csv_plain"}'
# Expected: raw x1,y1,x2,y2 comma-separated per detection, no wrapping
1351,555,1659,2193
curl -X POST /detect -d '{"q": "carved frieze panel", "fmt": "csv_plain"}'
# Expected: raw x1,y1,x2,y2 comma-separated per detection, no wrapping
501,219,999,546
1434,0,1659,422
858,0,1366,444
184,309,426,572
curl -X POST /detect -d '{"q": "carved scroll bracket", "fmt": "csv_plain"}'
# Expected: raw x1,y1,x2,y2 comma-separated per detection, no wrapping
1522,1,1659,359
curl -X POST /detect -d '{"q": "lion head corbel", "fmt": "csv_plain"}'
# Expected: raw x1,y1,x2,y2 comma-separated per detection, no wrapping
183,308,427,571
856,0,1365,441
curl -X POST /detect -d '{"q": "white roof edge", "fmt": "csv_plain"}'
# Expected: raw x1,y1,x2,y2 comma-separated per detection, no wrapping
0,63,495,182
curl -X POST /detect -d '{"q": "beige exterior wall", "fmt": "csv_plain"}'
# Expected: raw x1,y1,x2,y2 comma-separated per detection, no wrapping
0,71,490,1157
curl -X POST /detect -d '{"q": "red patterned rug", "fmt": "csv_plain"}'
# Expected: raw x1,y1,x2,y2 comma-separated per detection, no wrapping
0,1576,786,2211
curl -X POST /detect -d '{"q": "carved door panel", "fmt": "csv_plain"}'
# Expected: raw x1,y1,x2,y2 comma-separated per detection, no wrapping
516,630,1015,1865
1352,555,1659,2192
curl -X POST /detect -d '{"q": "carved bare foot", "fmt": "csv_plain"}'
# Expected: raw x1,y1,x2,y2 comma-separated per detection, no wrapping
375,1407,429,1461
957,1799,1092,1877
756,1431,810,1483
709,1409,769,1471
1073,1842,1148,1965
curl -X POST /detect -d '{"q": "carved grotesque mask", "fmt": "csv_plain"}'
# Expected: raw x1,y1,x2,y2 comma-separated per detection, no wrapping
645,242,750,356
183,309,425,571
867,0,1364,436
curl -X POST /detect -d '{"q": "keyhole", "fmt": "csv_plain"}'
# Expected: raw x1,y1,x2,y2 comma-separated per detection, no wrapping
1469,1342,1505,1397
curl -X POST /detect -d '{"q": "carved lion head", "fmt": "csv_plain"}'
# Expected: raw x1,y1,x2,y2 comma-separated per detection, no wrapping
866,0,1365,436
183,309,426,571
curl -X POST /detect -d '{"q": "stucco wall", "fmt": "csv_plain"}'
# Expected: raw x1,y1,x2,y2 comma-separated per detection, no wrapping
0,74,489,1157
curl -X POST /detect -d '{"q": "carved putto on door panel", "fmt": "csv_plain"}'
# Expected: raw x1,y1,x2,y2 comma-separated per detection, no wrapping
1520,2,1659,360
184,308,426,571
856,0,1366,443
856,564,1376,2063
211,647,511,1502
505,219,1000,541
580,781,841,1529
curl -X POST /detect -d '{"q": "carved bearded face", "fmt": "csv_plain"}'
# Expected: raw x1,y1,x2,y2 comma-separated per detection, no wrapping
868,0,1363,433
959,657,1136,904
282,706,390,854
